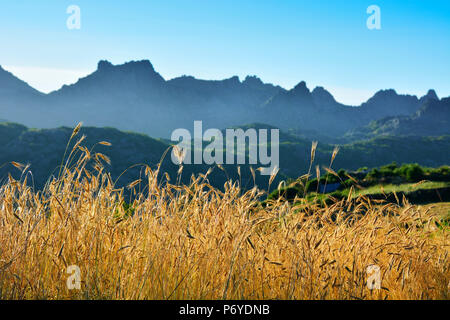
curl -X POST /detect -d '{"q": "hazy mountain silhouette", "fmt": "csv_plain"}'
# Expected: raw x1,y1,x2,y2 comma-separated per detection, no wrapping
0,65,46,122
0,59,447,139
0,65,42,97
346,96,448,140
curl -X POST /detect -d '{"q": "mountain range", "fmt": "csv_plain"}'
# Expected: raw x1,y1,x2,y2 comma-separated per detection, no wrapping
345,97,450,140
1,59,449,191
1,60,447,140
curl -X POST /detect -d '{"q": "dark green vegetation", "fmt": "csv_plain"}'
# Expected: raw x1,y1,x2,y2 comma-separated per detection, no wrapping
269,162,450,205
0,122,280,193
279,132,450,178
1,122,449,197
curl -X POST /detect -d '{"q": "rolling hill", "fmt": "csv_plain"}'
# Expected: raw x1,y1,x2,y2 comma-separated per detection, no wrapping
1,122,449,192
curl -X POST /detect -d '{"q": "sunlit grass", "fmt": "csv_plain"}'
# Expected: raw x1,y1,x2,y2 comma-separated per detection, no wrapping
355,181,450,197
0,124,448,300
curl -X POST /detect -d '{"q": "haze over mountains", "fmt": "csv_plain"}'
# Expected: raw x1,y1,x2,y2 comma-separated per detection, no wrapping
1,59,447,141
346,97,450,140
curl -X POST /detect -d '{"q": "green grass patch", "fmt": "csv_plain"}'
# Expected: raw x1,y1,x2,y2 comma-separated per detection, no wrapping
353,181,450,197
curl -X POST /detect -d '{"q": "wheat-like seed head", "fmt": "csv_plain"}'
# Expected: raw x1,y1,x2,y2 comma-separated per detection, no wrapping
311,141,318,163
71,122,83,138
331,146,340,163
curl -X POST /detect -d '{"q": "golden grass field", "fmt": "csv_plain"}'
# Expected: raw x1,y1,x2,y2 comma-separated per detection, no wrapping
0,125,448,300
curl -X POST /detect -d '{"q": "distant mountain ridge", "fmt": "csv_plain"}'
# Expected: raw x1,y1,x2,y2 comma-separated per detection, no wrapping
0,59,446,139
346,97,449,140
0,65,42,97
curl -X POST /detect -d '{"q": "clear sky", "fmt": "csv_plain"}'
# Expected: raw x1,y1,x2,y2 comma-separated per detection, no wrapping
0,0,449,105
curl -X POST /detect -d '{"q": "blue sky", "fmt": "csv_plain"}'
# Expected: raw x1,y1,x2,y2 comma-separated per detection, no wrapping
0,0,449,104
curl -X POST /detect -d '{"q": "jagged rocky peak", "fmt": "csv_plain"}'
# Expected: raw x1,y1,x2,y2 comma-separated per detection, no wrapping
372,89,398,99
312,86,337,104
97,59,158,74
97,60,114,70
92,59,166,87
291,81,311,96
364,89,406,106
243,75,264,86
423,89,439,101
417,89,439,107
123,59,156,71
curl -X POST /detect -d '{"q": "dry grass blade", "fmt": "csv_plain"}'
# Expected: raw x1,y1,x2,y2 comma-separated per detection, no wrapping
10,161,26,172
